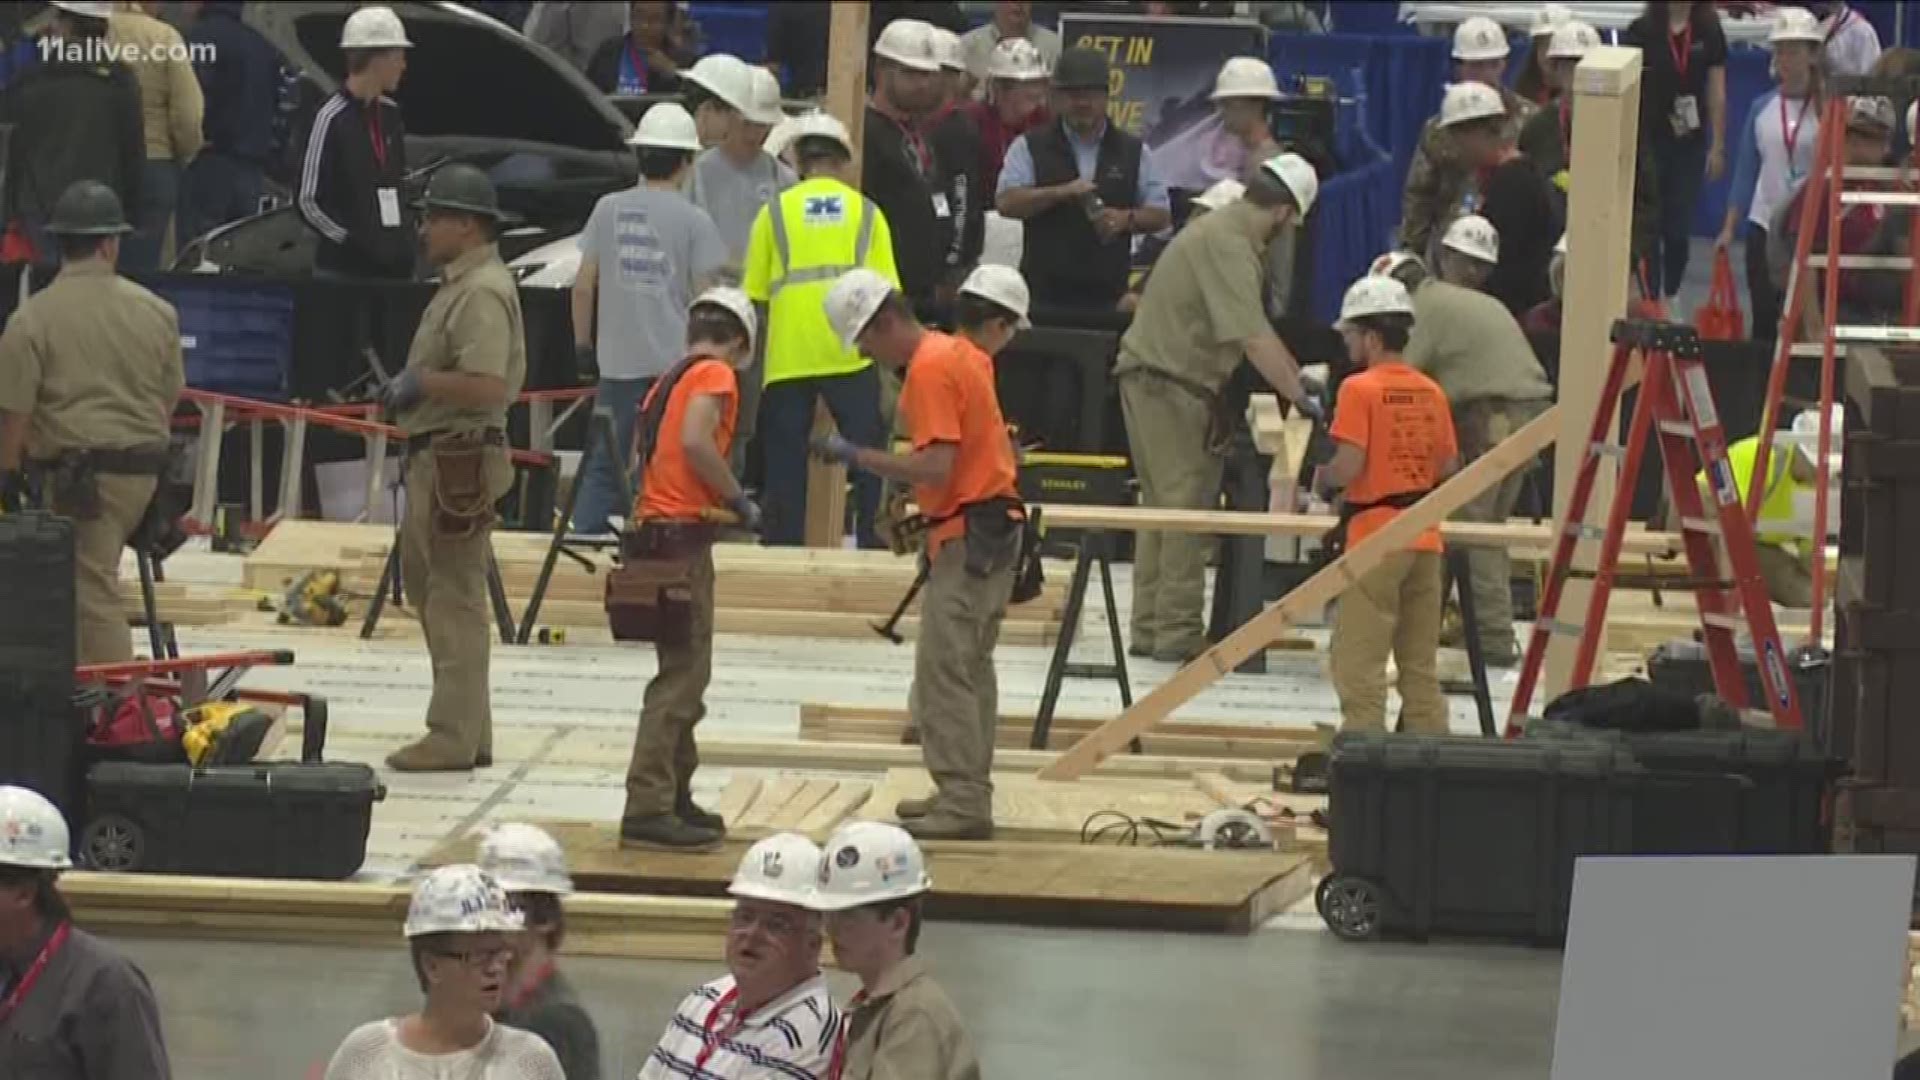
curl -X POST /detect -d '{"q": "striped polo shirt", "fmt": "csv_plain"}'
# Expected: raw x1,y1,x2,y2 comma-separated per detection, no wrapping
638,973,841,1080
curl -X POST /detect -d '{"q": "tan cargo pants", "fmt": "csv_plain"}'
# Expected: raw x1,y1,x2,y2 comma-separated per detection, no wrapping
58,473,157,666
400,448,510,764
1330,550,1450,733
1757,542,1814,608
1120,371,1224,658
624,546,716,821
1450,397,1547,658
910,536,1015,826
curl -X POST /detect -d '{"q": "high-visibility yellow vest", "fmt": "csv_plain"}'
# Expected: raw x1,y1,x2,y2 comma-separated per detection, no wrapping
742,177,900,387
1698,437,1802,548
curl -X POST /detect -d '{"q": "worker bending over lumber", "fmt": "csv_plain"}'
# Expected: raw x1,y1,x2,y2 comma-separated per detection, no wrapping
0,786,171,1079
480,823,601,1080
817,267,1027,841
1692,410,1832,608
1323,276,1460,733
619,288,763,852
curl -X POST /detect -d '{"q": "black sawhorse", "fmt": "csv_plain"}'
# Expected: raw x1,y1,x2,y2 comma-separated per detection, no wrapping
519,407,631,642
1029,529,1141,751
356,446,518,643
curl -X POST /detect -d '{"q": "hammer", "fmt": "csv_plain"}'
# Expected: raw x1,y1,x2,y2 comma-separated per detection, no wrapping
872,562,929,645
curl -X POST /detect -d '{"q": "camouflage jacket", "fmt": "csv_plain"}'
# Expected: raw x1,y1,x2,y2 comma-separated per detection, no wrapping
1398,87,1538,262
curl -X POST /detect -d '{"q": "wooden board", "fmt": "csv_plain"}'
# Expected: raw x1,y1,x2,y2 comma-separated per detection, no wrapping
429,822,1315,933
799,703,1319,764
855,769,1224,844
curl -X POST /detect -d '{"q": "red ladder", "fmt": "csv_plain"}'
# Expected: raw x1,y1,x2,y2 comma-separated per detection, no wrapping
1506,320,1805,733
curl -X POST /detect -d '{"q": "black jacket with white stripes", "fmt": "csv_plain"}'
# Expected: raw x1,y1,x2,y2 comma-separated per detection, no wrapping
297,89,414,278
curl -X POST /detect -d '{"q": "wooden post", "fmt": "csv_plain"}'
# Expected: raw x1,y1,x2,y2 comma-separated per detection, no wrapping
1541,46,1643,701
802,2,872,547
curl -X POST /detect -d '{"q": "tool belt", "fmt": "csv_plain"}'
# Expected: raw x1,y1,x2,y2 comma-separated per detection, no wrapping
1320,489,1432,562
410,429,504,540
604,519,718,646
27,444,171,521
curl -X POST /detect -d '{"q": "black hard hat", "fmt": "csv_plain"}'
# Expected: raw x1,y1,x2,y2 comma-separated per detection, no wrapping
1052,46,1111,93
415,163,516,223
46,180,133,236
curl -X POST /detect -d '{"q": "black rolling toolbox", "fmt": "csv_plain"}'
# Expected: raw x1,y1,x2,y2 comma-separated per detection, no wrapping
79,697,384,879
0,512,81,819
1317,734,1637,943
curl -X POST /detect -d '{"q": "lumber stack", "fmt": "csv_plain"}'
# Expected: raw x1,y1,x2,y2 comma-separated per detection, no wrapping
798,702,1319,764
117,580,256,627
241,520,1071,644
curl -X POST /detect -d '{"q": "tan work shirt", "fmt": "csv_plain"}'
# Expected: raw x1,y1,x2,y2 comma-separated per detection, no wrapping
396,242,527,438
1114,200,1275,395
107,8,205,163
1403,279,1553,406
840,957,980,1080
0,260,184,457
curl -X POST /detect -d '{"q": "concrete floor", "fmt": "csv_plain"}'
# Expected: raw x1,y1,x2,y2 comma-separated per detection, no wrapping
115,923,1566,1080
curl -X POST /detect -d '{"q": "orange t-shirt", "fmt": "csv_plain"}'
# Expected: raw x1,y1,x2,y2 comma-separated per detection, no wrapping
636,356,739,522
898,331,1019,549
1327,361,1457,554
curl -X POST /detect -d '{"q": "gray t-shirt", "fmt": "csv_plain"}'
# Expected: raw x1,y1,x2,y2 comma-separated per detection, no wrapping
684,147,797,264
579,185,728,380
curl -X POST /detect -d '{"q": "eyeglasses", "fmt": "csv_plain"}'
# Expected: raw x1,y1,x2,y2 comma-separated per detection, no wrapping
430,946,514,970
729,906,808,938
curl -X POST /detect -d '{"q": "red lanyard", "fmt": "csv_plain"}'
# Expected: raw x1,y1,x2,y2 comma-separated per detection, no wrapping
1825,8,1851,44
825,991,865,1080
0,922,70,1026
367,105,387,171
1779,94,1812,162
1668,23,1692,79
692,987,745,1071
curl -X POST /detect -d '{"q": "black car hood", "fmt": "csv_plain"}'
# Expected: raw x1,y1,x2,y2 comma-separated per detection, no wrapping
247,1,632,154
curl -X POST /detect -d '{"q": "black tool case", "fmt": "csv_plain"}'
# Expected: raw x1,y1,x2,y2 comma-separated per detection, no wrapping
0,512,81,818
1644,639,1833,745
79,696,384,879
1317,734,1638,943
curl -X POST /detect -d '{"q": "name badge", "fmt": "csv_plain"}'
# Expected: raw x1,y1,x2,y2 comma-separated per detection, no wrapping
377,187,401,228
931,192,951,219
1670,94,1702,137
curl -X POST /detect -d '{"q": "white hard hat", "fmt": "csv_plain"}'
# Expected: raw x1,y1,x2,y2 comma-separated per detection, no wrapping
404,865,525,938
1192,178,1245,212
0,786,71,871
811,822,933,911
987,37,1049,81
931,27,966,72
1848,95,1897,133
729,832,823,906
764,113,804,158
692,286,759,347
1211,57,1281,102
1790,405,1844,439
1337,274,1416,329
1260,152,1319,216
477,823,573,896
959,263,1032,328
685,54,756,113
341,5,412,49
1769,7,1825,44
874,18,943,73
1442,213,1501,263
1368,249,1427,281
1438,81,1508,128
743,66,787,126
1546,21,1602,61
1453,16,1511,62
784,111,855,159
825,268,898,349
629,102,703,151
1530,3,1574,37
49,1,115,18
1555,231,1569,256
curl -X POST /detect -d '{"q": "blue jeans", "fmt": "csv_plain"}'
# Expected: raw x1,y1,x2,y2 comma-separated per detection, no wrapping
1651,135,1708,299
180,152,266,249
572,376,654,535
121,159,180,272
758,367,883,548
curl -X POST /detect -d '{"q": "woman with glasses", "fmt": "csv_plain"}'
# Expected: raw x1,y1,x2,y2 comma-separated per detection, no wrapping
323,865,565,1079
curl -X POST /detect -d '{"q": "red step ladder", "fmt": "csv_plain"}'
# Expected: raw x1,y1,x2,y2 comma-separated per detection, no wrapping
1507,320,1805,734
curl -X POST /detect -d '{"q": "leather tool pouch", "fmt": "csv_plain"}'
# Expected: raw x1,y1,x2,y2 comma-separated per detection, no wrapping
961,496,1024,579
604,522,716,646
40,452,101,520
1010,508,1046,605
129,444,192,560
428,431,498,540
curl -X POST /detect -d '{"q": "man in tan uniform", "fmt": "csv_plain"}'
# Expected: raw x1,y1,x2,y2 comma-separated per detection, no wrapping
1116,154,1322,663
381,164,526,772
0,180,183,666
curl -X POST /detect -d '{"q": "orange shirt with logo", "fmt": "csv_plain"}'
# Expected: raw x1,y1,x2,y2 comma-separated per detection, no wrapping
636,356,739,522
1327,361,1457,553
898,331,1019,550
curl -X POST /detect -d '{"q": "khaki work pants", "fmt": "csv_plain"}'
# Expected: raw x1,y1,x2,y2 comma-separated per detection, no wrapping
1757,542,1814,608
623,546,716,822
1120,371,1224,657
1330,550,1450,733
400,449,509,763
58,473,157,666
910,536,1015,826
1449,397,1547,657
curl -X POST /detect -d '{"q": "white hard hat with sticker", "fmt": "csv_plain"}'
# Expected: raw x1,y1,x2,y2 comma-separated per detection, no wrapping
0,786,71,870
1546,21,1602,61
1261,153,1319,215
959,264,1032,327
987,38,1049,81
693,286,759,347
404,865,525,938
782,111,855,158
1531,3,1574,38
1337,275,1416,329
1439,81,1508,128
743,66,787,126
685,54,757,113
1453,16,1510,61
931,27,967,72
874,18,943,73
729,832,824,906
1769,7,1825,44
1442,214,1501,264
825,268,899,350
1211,57,1282,102
628,103,703,151
477,823,573,896
1193,178,1246,213
811,821,933,911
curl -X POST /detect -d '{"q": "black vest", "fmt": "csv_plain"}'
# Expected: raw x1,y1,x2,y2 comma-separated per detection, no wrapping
1019,120,1143,308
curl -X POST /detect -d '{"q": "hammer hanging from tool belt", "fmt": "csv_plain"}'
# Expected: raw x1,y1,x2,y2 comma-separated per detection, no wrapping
409,428,505,540
1320,488,1431,562
27,443,172,521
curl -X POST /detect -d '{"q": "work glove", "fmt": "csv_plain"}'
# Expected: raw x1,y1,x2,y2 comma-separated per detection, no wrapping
809,433,861,470
0,470,22,513
1292,392,1326,425
575,343,597,382
379,368,425,417
726,493,763,533
1298,373,1326,401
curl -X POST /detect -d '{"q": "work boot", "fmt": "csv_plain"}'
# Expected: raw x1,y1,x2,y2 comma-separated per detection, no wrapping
385,736,476,772
620,813,724,852
895,797,933,819
675,789,727,835
902,811,993,841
